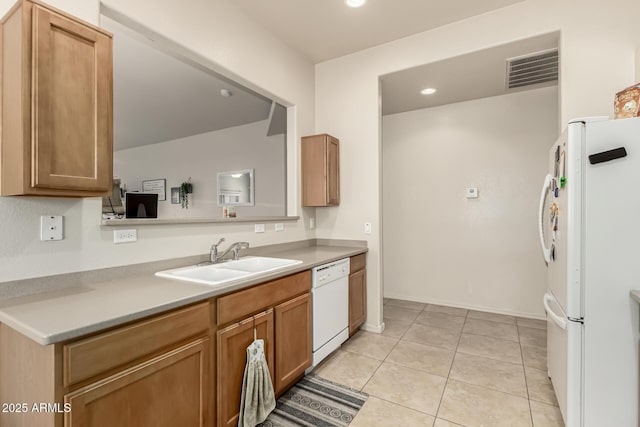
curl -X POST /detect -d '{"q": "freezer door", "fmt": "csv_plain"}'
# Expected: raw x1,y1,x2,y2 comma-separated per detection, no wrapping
544,291,569,423
544,291,583,427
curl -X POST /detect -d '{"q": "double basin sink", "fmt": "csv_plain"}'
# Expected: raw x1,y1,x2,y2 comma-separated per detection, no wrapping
155,256,303,287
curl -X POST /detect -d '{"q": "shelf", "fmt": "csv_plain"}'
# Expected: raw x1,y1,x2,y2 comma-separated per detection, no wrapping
100,216,300,227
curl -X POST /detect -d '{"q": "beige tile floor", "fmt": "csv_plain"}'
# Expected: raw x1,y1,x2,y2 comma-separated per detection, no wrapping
313,298,565,427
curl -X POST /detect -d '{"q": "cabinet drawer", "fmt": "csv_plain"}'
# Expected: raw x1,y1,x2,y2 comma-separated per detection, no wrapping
63,302,209,387
350,253,366,273
65,337,210,427
217,271,311,325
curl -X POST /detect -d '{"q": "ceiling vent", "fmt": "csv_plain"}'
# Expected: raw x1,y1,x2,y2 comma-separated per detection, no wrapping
506,48,558,90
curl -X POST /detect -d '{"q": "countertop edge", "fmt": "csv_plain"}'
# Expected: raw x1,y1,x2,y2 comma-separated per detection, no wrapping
100,216,300,226
0,246,367,345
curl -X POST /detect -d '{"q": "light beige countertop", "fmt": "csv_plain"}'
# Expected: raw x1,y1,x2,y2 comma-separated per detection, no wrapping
630,291,640,305
0,240,366,345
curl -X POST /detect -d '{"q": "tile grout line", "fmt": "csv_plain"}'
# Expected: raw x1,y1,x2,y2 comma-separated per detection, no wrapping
458,330,521,344
357,321,406,392
518,326,536,427
363,302,450,421
378,301,552,425
365,394,442,421
432,306,468,421
398,303,450,423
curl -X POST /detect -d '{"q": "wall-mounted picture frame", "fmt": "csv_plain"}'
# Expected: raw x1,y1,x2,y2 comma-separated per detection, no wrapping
142,179,166,201
171,187,180,204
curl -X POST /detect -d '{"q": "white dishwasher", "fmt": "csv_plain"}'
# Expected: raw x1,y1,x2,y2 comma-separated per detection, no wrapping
310,258,350,368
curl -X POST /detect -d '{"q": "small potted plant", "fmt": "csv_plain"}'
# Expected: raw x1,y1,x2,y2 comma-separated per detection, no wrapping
180,178,193,209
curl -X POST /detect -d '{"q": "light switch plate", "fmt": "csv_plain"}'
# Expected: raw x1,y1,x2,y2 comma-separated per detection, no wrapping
255,223,265,233
364,222,372,234
40,215,63,241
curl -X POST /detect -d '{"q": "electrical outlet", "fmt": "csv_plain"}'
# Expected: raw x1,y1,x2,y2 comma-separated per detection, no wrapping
114,229,137,244
40,215,63,241
364,222,372,234
274,223,284,232
255,224,265,233
309,217,315,229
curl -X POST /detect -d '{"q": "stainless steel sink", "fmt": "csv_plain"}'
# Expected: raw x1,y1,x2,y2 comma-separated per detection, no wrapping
155,256,302,287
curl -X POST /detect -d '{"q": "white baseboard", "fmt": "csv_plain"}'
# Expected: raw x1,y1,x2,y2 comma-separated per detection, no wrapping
383,292,546,320
360,321,385,334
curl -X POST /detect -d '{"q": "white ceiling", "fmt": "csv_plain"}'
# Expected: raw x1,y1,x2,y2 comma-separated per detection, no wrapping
234,0,525,63
381,33,559,116
101,16,274,151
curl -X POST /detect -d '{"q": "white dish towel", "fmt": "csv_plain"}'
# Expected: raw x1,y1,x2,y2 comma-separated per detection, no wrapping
238,338,276,427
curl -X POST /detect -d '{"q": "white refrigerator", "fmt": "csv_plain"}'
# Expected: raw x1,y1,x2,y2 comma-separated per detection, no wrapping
540,117,640,426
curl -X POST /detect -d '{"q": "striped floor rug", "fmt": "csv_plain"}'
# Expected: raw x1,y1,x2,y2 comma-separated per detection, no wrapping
259,374,368,427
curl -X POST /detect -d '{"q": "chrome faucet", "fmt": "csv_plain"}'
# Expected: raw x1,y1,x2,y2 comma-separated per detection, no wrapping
209,238,249,263
209,238,226,263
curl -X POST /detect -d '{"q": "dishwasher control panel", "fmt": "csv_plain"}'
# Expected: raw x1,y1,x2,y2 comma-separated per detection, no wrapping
312,258,350,287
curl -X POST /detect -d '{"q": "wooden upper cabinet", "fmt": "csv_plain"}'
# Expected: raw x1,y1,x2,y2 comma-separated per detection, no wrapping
0,0,113,197
302,133,340,206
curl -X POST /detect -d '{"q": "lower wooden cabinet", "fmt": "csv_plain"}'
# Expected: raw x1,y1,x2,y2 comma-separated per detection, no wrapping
64,338,209,427
274,293,312,394
63,303,210,388
216,309,274,427
349,255,367,335
215,271,312,426
0,302,211,427
0,267,319,427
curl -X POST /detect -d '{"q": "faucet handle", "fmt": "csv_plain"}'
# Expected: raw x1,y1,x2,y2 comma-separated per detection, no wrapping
232,242,250,260
212,237,225,249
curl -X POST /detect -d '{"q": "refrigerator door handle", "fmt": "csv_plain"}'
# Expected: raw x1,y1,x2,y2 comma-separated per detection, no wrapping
538,173,553,264
543,293,567,330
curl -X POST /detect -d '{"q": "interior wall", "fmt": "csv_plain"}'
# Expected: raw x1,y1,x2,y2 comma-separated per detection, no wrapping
0,0,315,283
383,86,558,318
315,0,640,331
114,120,285,218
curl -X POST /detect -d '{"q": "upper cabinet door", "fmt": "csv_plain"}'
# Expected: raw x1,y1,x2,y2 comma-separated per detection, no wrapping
31,5,112,192
302,133,340,206
326,136,340,205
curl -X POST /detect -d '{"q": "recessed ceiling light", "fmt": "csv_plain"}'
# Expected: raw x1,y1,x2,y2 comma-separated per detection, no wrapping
345,0,366,8
420,88,437,95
